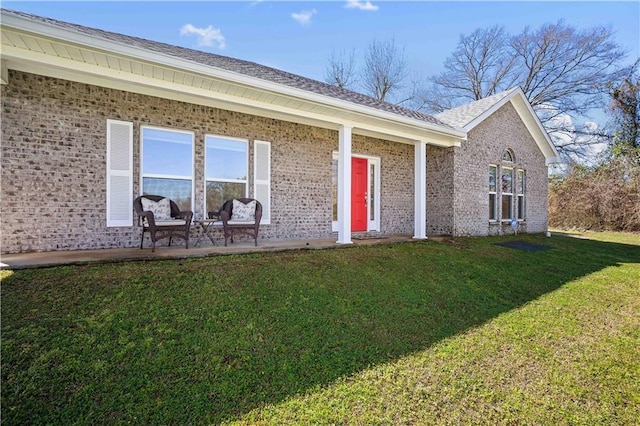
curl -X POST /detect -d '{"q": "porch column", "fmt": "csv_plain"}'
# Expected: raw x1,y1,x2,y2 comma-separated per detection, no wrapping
337,125,353,244
414,140,427,239
1,59,8,85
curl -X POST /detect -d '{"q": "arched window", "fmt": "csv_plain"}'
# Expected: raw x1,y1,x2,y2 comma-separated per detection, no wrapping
489,149,525,222
502,148,515,163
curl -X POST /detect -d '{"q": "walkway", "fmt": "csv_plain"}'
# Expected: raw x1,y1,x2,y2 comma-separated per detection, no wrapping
1,235,415,270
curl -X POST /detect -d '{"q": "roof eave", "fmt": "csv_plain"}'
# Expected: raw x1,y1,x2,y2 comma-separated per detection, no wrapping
0,10,465,144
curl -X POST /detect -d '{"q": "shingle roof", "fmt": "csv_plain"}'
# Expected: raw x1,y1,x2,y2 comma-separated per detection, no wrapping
434,88,519,129
5,9,452,129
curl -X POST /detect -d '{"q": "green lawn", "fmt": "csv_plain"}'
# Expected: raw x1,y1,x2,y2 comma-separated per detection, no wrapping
2,232,639,425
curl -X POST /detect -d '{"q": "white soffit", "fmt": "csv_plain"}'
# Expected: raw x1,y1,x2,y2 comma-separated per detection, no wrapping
0,13,465,146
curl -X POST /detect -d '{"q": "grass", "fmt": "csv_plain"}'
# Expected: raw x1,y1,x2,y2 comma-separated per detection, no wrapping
1,232,639,425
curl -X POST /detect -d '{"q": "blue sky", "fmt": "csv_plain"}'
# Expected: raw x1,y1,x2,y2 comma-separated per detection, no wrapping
4,1,639,84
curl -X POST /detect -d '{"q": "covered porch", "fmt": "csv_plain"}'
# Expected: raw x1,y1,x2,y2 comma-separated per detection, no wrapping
0,234,416,270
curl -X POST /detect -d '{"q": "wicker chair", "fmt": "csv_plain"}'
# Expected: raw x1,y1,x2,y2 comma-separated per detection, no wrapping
219,198,262,247
133,195,193,252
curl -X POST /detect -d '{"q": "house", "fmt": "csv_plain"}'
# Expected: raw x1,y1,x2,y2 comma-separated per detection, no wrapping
0,9,559,254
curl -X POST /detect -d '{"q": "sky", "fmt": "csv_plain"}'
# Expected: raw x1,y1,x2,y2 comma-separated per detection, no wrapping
4,1,639,85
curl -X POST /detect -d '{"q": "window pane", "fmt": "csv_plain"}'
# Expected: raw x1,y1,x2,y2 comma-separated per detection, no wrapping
142,128,193,177
489,166,497,192
370,163,375,221
206,181,246,213
143,177,192,212
501,168,513,193
489,194,497,220
502,149,514,162
502,194,512,220
206,137,247,180
516,170,525,194
517,196,525,220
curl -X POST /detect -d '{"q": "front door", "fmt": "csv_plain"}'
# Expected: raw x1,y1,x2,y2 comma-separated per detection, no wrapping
351,157,368,232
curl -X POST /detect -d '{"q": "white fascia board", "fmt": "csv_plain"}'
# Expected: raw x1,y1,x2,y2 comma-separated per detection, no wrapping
509,92,560,160
461,90,517,132
1,12,465,141
2,42,465,147
462,87,560,162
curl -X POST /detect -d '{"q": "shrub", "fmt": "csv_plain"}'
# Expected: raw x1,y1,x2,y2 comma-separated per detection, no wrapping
549,158,640,232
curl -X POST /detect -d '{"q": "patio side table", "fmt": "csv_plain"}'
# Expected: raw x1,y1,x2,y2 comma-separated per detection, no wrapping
194,217,222,247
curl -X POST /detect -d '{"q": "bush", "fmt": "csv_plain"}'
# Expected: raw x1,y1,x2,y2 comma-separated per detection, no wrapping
549,158,640,232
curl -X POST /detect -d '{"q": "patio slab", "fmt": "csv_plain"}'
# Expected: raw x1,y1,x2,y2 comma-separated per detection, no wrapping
1,235,416,270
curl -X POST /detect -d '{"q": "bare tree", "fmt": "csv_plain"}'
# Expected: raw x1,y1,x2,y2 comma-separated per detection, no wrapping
426,21,626,160
325,38,410,103
427,26,517,111
513,22,625,122
324,48,358,90
361,38,408,102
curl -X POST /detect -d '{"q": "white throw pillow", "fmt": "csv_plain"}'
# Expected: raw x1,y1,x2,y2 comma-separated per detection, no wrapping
231,199,256,221
141,197,172,221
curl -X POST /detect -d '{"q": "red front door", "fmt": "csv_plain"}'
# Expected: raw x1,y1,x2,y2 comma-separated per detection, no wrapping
351,157,368,232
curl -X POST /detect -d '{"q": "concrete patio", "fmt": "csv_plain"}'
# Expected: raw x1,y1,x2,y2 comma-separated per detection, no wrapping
1,235,417,270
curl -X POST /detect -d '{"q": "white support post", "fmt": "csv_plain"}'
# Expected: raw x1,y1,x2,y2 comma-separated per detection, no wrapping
414,141,427,239
1,59,8,85
337,125,353,244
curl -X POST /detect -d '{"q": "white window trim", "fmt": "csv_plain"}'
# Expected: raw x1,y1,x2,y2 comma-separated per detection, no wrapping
331,152,381,233
500,166,514,222
204,134,249,217
140,125,195,210
516,169,526,221
254,140,271,225
489,164,498,222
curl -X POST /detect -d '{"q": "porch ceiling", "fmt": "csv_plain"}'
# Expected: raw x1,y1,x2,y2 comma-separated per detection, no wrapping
0,13,465,148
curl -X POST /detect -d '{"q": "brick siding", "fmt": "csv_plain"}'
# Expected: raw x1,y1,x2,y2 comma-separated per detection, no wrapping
451,102,549,236
1,71,417,253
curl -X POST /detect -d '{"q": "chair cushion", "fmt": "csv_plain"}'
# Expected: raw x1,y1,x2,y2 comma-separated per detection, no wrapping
141,197,172,220
226,220,255,225
231,199,256,221
144,219,186,228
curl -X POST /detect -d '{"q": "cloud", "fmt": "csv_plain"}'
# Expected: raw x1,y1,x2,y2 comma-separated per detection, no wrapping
344,0,379,11
291,9,317,26
538,105,608,166
180,24,226,49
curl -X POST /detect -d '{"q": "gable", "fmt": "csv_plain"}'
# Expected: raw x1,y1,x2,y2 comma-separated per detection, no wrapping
436,88,560,165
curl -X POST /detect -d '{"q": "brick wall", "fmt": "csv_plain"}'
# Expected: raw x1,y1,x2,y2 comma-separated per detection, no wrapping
426,145,455,235
1,71,416,253
451,102,549,236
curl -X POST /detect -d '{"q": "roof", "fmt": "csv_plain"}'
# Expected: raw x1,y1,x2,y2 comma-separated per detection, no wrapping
434,88,519,129
3,8,449,129
435,87,561,164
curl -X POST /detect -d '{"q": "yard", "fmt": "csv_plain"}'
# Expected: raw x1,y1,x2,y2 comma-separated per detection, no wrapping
2,232,639,425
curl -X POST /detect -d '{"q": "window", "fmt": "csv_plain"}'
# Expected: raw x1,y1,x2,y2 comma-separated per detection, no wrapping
369,162,376,221
489,150,525,222
141,127,194,212
501,167,513,220
516,169,525,220
205,135,248,214
489,165,498,221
